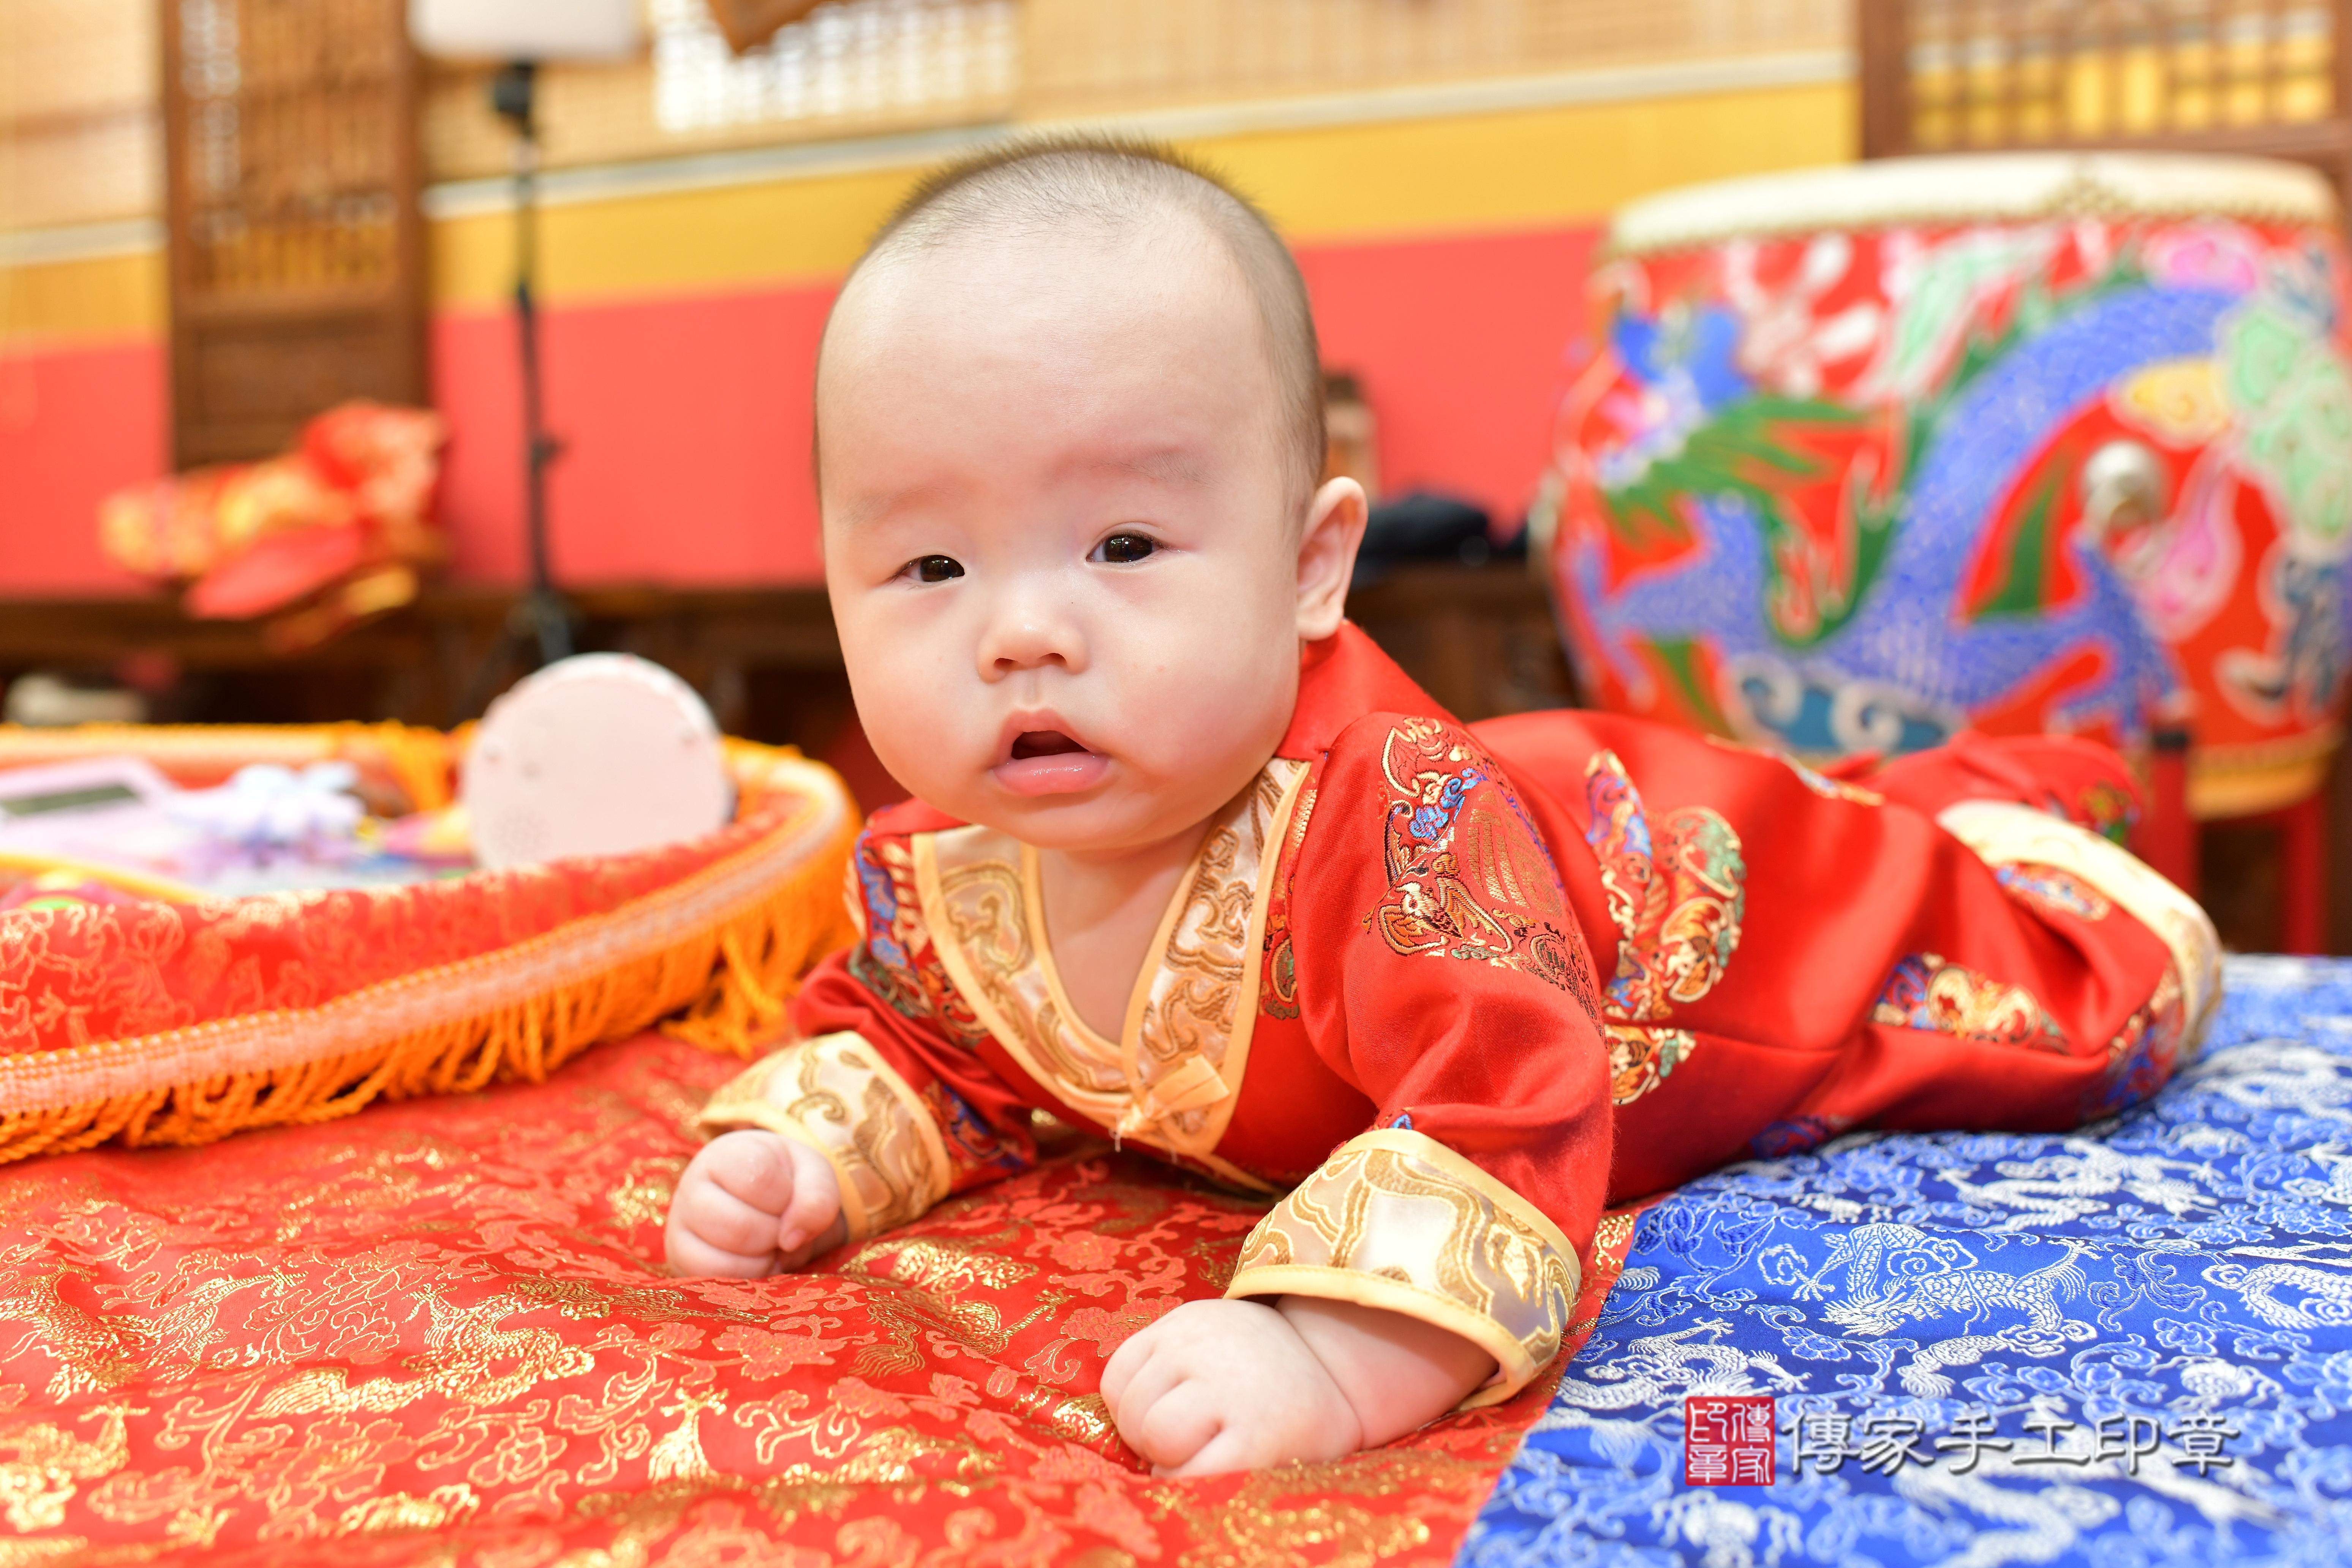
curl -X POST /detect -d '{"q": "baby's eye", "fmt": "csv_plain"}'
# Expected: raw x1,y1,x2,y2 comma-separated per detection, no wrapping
1092,533,1157,565
903,555,964,583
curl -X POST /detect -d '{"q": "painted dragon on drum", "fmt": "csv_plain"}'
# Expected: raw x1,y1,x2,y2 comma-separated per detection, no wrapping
1544,153,2352,819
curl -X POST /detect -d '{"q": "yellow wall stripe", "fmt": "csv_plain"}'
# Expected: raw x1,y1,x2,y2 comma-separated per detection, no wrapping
1204,81,1854,245
6,80,1852,344
432,80,1852,309
0,251,166,347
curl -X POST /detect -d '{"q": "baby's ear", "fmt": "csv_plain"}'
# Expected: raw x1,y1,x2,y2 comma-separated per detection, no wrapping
1296,477,1367,641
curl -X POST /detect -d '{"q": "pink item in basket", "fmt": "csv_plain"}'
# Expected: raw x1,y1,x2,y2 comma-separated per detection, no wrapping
461,654,733,869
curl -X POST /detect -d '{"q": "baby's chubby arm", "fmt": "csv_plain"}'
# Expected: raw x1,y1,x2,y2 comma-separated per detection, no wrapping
665,1130,849,1277
1100,1295,1497,1474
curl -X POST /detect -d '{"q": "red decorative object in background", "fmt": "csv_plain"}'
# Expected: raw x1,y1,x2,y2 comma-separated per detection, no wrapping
0,726,854,1165
704,0,827,54
100,402,449,651
1544,156,2352,816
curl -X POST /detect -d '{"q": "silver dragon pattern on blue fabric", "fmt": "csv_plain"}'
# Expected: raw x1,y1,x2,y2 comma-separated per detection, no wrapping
1465,955,2352,1566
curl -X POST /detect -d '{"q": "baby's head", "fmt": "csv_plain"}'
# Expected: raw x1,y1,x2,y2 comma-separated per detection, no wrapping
816,137,1366,854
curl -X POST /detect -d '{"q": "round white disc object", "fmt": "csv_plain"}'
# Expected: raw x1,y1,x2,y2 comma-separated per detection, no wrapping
462,654,732,869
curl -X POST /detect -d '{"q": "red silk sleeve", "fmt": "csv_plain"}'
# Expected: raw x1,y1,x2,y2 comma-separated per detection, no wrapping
1862,730,2143,839
1472,711,2213,1205
1222,714,1614,1406
787,947,1041,1195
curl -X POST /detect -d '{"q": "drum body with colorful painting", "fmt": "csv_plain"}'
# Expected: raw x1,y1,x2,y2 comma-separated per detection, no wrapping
1540,152,2352,820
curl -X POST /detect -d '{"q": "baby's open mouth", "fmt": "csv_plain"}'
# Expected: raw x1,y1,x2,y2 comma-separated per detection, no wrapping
1010,730,1090,760
993,726,1109,797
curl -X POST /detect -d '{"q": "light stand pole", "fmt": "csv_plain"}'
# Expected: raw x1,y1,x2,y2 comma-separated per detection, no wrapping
408,2,640,720
491,59,572,670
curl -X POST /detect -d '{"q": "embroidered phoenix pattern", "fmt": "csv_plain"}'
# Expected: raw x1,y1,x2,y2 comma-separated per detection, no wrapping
1582,749,1748,1106
1871,952,2071,1052
1367,720,1598,1020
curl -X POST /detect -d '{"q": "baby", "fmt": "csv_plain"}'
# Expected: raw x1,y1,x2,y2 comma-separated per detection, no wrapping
664,137,2219,1475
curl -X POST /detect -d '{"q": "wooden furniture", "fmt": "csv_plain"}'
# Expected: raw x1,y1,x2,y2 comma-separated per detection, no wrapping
160,0,428,466
1348,565,1577,723
0,562,1574,802
0,570,1570,730
1860,0,2352,199
6,571,2331,948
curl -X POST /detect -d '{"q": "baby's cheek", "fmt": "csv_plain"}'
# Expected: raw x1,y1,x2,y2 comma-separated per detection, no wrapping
1113,628,1293,773
845,640,983,793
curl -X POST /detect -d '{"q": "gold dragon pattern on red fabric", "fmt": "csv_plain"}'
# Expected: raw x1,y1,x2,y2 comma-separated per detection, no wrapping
1581,750,1748,1106
1367,719,1600,1021
0,1029,1645,1564
1869,953,2071,1052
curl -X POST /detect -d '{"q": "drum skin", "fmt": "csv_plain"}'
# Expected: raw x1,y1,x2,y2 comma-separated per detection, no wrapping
1543,153,2352,818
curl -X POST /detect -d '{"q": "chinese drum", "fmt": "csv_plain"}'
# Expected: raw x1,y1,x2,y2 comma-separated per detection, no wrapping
1541,152,2352,818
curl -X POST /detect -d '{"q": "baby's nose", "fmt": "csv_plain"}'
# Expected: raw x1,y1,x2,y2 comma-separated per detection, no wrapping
978,596,1086,676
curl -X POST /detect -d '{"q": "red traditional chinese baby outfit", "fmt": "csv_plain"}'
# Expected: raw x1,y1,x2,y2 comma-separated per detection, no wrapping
697,624,2218,1407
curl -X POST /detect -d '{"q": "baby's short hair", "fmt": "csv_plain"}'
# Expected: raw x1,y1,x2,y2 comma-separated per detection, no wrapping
841,134,1326,509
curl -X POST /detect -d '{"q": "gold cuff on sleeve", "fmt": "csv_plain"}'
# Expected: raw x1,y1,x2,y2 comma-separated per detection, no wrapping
1936,800,2224,1059
694,1030,952,1242
1225,1127,1582,1408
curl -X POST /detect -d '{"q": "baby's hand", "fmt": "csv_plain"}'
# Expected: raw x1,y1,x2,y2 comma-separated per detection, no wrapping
664,1130,846,1277
1102,1295,1498,1474
1099,1298,1362,1475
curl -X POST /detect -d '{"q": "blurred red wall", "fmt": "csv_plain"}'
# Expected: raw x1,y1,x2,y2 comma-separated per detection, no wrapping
0,224,1597,593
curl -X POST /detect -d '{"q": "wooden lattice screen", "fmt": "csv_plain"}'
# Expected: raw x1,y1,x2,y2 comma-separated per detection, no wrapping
1860,1,2352,196
160,0,426,467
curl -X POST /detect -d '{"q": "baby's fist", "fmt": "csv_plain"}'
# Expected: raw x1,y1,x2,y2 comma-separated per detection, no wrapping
1100,1298,1361,1475
664,1130,845,1277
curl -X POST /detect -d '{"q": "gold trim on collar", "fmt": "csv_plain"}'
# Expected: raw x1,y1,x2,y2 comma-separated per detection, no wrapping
912,760,1308,1184
1223,1127,1582,1408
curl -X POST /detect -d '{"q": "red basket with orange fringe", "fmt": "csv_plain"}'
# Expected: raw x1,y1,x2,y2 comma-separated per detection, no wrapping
0,722,858,1162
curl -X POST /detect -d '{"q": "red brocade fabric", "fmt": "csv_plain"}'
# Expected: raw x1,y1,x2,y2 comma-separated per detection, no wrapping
1470,705,2183,1203
0,811,779,1054
0,1028,1643,1565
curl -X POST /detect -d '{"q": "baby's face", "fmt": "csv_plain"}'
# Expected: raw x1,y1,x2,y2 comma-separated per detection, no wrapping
817,218,1338,854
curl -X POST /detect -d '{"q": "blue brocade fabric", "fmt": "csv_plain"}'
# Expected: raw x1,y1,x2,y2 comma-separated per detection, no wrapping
1467,955,2352,1565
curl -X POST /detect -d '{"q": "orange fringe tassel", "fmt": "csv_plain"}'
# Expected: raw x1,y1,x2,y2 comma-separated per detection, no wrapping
0,815,858,1165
